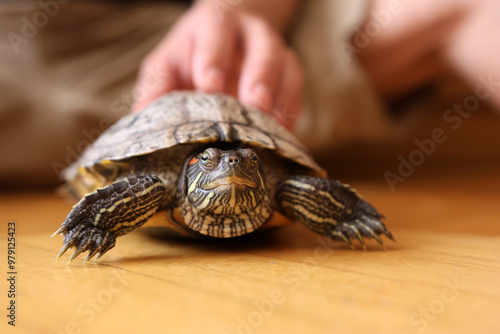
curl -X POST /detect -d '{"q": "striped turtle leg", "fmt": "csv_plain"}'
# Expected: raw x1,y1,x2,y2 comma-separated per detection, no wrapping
53,175,166,262
276,176,394,249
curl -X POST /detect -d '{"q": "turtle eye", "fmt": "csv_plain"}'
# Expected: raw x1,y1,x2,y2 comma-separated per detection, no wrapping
200,152,210,165
197,148,221,171
249,152,258,164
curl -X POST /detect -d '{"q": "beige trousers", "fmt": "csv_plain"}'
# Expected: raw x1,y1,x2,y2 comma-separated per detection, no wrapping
292,0,400,152
0,1,187,185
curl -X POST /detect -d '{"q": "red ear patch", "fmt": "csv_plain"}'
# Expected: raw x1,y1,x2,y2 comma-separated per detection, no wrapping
189,157,199,165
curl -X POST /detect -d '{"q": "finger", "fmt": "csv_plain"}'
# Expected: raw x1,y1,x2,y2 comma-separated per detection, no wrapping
272,49,304,130
191,13,238,93
132,54,179,112
238,16,285,112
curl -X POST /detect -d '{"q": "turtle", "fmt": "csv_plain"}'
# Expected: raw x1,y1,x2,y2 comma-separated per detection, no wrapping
53,91,394,262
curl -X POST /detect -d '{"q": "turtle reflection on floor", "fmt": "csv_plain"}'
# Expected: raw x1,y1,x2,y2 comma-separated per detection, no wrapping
53,91,394,262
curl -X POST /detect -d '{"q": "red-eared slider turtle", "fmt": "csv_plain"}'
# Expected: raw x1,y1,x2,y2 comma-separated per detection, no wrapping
53,91,394,261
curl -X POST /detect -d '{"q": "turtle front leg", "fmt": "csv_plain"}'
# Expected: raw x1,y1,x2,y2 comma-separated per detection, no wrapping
53,175,166,262
276,176,394,249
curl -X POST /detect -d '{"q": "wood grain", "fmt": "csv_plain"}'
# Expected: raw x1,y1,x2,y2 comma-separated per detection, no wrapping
1,159,499,334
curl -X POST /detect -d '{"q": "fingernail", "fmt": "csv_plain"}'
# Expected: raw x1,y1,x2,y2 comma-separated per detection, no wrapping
206,67,225,91
252,84,272,110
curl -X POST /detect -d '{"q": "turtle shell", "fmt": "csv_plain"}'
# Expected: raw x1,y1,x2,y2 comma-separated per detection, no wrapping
64,91,326,185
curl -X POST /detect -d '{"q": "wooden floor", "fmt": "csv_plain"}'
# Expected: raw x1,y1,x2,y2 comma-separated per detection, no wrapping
1,158,499,334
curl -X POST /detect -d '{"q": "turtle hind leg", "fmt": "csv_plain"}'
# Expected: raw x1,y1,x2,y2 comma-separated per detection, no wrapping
53,174,166,262
276,175,394,249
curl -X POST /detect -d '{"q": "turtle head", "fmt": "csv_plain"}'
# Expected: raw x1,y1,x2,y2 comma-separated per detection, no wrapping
181,147,271,237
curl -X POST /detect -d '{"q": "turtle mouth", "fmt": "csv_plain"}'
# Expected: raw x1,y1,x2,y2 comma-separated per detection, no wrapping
202,176,257,190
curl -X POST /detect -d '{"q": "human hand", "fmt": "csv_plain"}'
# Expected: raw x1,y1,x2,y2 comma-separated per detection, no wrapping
132,1,303,130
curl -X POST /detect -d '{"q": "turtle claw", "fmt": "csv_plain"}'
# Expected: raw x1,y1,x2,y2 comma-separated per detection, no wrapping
55,243,71,262
84,248,101,262
68,246,87,263
343,224,366,250
354,233,367,251
51,226,67,238
94,252,106,261
370,232,384,246
94,242,115,261
344,237,356,251
331,231,355,250
327,216,394,251
382,229,396,242
53,225,116,263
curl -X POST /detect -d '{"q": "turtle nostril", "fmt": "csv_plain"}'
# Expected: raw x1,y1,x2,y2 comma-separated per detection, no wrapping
228,156,239,165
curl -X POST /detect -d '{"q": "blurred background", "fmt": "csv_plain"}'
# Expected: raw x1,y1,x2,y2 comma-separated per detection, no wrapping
0,0,499,188
1,2,499,334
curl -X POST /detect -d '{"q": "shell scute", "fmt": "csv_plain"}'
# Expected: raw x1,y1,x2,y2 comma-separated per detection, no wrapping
64,91,326,184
